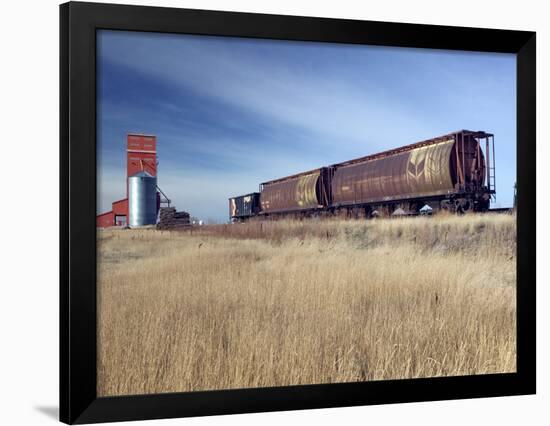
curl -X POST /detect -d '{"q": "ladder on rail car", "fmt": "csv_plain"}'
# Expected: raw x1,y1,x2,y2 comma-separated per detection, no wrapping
488,161,496,201
487,135,496,201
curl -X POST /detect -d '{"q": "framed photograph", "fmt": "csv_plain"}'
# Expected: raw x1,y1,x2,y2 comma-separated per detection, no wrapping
60,1,536,424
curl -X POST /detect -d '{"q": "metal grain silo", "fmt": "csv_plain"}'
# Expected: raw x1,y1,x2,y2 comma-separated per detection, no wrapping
128,171,157,227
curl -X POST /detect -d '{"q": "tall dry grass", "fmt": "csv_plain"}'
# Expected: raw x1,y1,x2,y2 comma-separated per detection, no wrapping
97,213,516,396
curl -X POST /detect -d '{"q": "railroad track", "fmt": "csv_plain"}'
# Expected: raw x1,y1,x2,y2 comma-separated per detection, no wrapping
487,208,514,214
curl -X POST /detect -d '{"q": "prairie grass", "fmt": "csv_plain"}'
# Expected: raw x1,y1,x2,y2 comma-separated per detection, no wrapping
97,213,516,396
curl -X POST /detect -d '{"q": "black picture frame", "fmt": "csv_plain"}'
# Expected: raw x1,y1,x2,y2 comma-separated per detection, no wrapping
60,1,536,424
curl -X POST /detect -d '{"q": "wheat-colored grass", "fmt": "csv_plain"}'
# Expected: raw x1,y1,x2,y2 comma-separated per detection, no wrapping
97,213,516,396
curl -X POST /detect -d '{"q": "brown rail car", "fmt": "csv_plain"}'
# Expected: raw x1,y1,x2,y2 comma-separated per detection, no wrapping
331,130,491,212
259,167,332,214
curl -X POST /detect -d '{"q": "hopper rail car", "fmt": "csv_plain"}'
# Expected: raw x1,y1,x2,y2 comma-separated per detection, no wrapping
229,130,497,221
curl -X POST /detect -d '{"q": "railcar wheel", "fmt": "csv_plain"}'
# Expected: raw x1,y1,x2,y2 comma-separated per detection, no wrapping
461,200,472,213
454,198,472,214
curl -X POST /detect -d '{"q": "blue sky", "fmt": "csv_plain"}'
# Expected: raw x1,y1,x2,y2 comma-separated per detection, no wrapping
97,30,516,222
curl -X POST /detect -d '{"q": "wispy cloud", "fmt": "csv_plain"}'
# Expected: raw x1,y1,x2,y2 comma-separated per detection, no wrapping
99,33,436,152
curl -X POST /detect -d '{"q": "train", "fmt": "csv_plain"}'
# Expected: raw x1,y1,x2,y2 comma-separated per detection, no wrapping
229,130,496,221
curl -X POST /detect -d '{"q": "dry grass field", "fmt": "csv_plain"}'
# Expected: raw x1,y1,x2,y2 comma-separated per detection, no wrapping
97,213,516,396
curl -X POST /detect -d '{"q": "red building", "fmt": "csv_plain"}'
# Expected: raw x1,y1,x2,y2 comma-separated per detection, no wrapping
96,134,157,228
96,211,114,228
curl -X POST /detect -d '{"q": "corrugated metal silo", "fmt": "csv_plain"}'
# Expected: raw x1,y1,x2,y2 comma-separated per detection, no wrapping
128,171,157,227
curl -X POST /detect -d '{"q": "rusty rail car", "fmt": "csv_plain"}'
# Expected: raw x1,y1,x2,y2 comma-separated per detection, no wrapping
229,130,495,221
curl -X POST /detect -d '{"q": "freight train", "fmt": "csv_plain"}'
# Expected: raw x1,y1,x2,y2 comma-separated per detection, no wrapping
229,130,496,221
